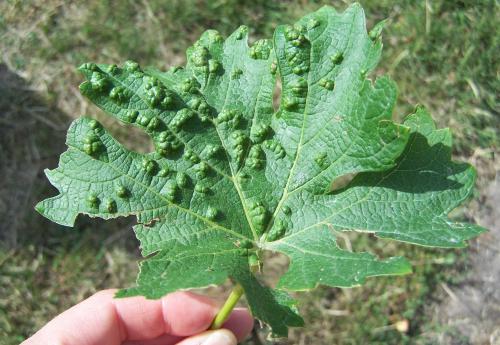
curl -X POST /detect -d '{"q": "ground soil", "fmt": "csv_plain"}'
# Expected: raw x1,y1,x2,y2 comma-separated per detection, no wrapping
435,167,500,345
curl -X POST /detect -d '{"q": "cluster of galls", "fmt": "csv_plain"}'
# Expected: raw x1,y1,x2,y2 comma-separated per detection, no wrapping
83,123,103,156
186,96,211,122
212,107,249,166
156,130,183,157
142,158,158,175
204,144,221,158
83,61,149,107
248,201,269,235
128,158,183,204
181,76,200,94
215,109,242,128
284,24,310,76
136,154,214,206
231,68,243,80
170,108,195,131
89,71,108,92
134,113,162,132
87,193,117,213
235,25,248,40
280,18,346,113
267,218,286,242
319,78,335,90
129,109,169,148
80,62,225,220
263,140,286,159
205,206,218,220
283,77,307,111
263,205,293,242
246,145,265,169
109,86,129,103
175,77,214,132
314,151,329,169
249,39,272,60
86,181,131,214
190,40,221,76
163,183,178,202
250,123,270,143
194,162,210,179
282,24,311,112
226,119,286,171
86,61,216,161
144,76,175,109
183,149,200,164
324,51,344,86
230,131,247,165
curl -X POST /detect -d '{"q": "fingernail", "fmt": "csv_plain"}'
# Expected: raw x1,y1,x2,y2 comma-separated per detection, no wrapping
201,330,236,345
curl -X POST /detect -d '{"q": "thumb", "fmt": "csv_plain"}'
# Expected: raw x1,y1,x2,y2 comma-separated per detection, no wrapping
175,329,237,345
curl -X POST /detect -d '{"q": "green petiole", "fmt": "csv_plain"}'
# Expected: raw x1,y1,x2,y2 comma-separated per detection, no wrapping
210,283,245,330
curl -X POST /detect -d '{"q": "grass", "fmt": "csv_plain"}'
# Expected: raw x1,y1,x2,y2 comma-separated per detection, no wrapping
0,0,498,344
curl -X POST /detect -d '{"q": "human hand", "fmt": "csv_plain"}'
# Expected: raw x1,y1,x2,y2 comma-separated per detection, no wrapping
21,289,254,345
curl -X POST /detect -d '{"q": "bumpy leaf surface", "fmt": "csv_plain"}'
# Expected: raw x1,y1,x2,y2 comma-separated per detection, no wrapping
36,4,485,337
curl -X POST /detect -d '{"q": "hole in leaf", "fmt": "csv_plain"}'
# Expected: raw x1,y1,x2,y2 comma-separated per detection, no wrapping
334,230,409,261
330,172,357,193
329,227,354,252
261,251,289,287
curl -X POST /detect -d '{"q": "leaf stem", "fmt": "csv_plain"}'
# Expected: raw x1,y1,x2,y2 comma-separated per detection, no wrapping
210,283,244,330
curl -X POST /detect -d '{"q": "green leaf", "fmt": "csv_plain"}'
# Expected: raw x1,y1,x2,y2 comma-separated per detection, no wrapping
266,106,484,290
36,3,485,337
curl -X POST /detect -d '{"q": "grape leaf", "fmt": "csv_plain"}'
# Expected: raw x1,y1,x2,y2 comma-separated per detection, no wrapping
36,3,485,337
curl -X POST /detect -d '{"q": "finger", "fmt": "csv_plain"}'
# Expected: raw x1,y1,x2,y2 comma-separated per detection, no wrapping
162,291,219,336
124,307,254,345
22,289,218,345
221,308,254,342
117,291,217,338
175,330,237,345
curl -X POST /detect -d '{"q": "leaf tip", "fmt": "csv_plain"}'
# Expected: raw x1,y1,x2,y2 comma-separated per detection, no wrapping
34,200,46,216
369,19,388,40
387,256,413,275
